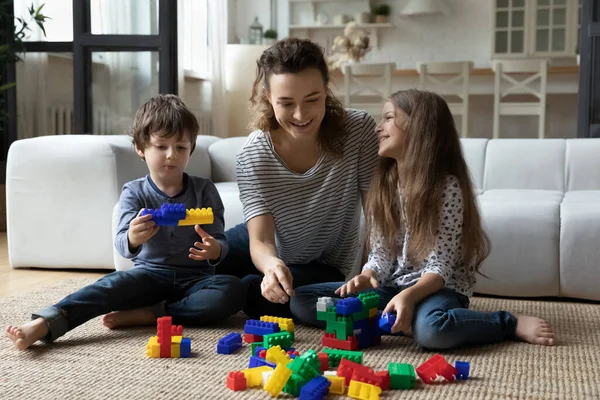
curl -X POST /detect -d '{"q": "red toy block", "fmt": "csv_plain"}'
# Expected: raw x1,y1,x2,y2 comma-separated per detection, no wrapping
438,362,459,382
337,359,374,386
317,352,329,372
243,333,263,343
226,371,247,391
157,317,172,358
259,350,267,359
322,333,358,351
376,371,390,390
416,354,457,383
351,368,383,388
287,350,300,357
171,324,183,336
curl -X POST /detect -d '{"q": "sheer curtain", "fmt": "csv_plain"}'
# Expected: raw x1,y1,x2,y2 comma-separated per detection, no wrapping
208,1,229,138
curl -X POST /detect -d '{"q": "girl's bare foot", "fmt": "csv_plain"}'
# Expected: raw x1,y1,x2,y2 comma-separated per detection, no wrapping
5,318,49,350
515,315,555,346
101,307,157,329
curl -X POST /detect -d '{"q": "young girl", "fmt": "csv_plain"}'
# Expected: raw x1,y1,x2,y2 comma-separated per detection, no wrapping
290,89,555,349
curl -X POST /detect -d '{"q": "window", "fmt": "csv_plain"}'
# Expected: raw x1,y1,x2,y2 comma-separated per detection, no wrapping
181,0,209,79
492,0,580,58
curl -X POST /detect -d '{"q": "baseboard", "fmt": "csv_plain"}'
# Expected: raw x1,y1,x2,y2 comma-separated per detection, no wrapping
0,184,5,232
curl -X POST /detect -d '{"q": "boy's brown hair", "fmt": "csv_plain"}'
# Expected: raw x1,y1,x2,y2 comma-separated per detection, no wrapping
131,94,199,154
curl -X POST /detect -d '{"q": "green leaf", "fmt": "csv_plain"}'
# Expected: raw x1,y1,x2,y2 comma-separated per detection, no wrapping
36,3,46,15
0,82,16,92
36,20,47,37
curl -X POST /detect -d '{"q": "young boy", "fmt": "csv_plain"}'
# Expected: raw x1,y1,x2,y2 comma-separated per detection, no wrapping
6,94,247,350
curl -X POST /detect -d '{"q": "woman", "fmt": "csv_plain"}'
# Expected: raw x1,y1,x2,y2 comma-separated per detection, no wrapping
218,38,379,319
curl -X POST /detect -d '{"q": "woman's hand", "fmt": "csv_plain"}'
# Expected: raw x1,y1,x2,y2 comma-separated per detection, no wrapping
261,258,295,304
335,271,379,297
383,292,416,334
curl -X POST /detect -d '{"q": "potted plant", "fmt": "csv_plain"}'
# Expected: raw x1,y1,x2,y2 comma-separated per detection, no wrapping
373,4,391,23
263,29,278,45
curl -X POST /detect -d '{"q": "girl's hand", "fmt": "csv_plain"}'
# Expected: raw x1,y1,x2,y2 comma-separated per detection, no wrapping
335,271,379,297
261,258,295,304
383,293,416,334
189,225,222,261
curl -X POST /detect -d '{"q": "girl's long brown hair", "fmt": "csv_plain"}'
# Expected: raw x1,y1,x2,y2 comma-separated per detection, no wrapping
249,38,348,158
365,89,490,278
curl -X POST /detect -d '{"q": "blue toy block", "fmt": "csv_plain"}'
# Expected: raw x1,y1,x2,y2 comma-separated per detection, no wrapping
141,203,186,226
379,312,396,333
248,356,276,369
290,354,297,359
254,345,266,357
353,318,370,331
336,297,363,315
180,338,191,358
217,332,242,355
299,375,331,400
244,319,280,336
455,361,470,380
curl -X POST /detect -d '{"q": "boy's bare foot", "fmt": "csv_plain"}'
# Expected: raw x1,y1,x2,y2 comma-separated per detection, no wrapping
515,315,555,346
5,318,49,350
102,307,157,329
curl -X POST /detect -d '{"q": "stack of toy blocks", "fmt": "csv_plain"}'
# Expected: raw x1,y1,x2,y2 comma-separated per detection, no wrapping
146,316,191,358
317,292,381,350
141,203,214,226
243,316,295,356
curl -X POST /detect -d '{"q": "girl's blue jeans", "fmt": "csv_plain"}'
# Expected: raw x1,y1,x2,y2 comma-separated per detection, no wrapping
290,283,519,350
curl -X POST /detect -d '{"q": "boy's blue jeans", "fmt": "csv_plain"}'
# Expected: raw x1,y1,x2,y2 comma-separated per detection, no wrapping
33,266,247,342
290,283,519,350
217,223,345,319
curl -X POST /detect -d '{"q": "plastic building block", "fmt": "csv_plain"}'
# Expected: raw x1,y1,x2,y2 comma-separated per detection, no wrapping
317,352,329,372
217,332,242,355
322,333,358,351
455,360,470,380
299,350,322,374
170,342,180,358
326,316,354,340
146,336,160,358
378,313,396,333
263,331,294,349
249,356,276,369
264,363,293,397
260,315,295,332
242,366,273,388
283,373,310,397
226,371,247,391
348,380,382,400
178,207,214,226
358,292,380,310
259,350,267,359
251,342,263,355
262,370,275,388
316,297,335,312
322,348,363,368
244,333,263,343
416,354,457,383
157,317,173,358
336,297,363,315
316,307,338,323
244,319,280,336
326,375,346,395
141,203,186,226
388,363,416,389
337,359,375,386
368,308,378,318
266,345,292,365
180,338,191,358
299,375,331,400
375,371,390,391
288,357,320,381
351,368,383,388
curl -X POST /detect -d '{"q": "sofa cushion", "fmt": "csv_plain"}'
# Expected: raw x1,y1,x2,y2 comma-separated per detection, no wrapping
483,139,565,191
208,137,248,183
215,182,244,230
460,138,488,191
479,189,564,202
566,138,600,191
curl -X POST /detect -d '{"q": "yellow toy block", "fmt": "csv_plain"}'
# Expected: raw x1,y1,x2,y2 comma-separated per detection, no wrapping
242,366,273,387
146,336,160,358
326,375,346,395
172,336,182,344
171,343,180,358
264,363,293,397
178,207,214,226
260,315,295,332
348,380,382,400
266,345,291,366
369,308,378,318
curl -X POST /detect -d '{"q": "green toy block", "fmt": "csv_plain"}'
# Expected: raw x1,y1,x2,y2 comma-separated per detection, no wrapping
317,306,338,323
358,292,380,310
288,356,320,381
283,373,309,396
351,308,369,321
299,350,321,373
389,362,416,389
263,331,294,349
322,348,363,367
327,316,354,340
250,342,262,355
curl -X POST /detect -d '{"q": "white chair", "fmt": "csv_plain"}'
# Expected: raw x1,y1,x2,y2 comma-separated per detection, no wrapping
492,59,549,139
416,61,473,138
342,62,395,119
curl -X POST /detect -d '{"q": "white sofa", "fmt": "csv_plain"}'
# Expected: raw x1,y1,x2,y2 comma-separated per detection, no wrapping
6,135,600,301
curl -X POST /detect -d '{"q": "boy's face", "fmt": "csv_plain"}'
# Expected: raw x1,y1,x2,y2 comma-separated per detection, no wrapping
136,131,193,183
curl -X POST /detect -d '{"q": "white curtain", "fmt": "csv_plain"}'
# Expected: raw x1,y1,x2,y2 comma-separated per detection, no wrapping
208,1,229,138
14,0,48,139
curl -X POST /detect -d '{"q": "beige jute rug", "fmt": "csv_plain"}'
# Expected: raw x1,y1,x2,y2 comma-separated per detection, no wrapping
1,278,599,400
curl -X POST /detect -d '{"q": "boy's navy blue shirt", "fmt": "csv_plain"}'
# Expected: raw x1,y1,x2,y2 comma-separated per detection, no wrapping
115,173,228,271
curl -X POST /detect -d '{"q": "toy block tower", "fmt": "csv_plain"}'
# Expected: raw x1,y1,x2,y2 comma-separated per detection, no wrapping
146,316,192,358
317,292,382,350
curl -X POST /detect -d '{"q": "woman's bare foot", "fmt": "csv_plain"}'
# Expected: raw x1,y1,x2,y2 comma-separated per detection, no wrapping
5,318,49,350
101,307,157,329
515,315,555,346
